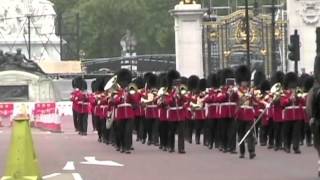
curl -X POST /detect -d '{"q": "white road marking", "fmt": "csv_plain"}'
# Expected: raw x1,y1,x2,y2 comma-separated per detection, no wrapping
63,161,75,171
72,173,83,180
42,173,61,179
81,156,124,167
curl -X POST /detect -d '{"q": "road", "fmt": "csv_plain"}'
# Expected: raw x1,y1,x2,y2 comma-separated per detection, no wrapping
0,117,319,180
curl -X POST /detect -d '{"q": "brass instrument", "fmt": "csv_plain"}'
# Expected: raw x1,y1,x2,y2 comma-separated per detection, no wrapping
190,94,205,110
270,83,284,100
177,84,188,96
295,87,305,98
141,88,158,105
128,83,138,95
104,75,121,93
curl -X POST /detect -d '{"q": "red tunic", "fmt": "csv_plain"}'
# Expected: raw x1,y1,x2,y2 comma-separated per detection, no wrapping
78,91,89,114
204,88,221,120
280,90,304,121
112,89,135,120
143,90,159,119
165,89,187,122
70,89,81,112
217,86,237,119
236,87,255,122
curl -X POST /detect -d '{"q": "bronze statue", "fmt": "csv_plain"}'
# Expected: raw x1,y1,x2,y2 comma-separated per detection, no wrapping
0,49,46,75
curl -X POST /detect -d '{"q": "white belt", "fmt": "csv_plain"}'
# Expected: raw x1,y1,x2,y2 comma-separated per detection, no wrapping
220,102,237,106
285,106,300,110
146,105,158,108
79,102,89,105
240,105,254,109
169,107,183,110
118,103,132,108
207,103,220,107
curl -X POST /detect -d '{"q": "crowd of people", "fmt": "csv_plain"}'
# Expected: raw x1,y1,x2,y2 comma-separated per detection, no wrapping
70,65,315,159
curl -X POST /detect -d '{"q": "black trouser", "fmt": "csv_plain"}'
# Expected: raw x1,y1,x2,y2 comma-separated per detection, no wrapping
134,116,143,141
305,123,312,145
95,116,103,139
311,122,320,151
152,119,160,145
220,118,233,151
159,121,169,148
207,120,219,148
143,118,155,143
115,119,133,151
195,120,205,144
96,117,110,143
92,114,97,131
72,109,79,131
186,119,194,143
228,119,237,152
238,120,255,155
283,120,302,151
168,121,185,152
260,122,274,147
273,121,283,149
78,113,88,134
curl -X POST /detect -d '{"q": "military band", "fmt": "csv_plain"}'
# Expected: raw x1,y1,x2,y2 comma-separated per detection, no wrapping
70,67,315,159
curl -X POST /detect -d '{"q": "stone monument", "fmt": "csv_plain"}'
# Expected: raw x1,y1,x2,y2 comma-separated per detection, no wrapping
287,0,320,73
0,0,61,62
170,0,206,78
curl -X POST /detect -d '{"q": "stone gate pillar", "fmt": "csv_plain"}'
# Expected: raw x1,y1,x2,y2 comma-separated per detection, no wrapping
170,2,206,78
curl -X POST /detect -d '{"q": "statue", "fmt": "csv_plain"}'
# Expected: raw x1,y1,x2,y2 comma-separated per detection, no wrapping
0,49,46,75
120,30,137,56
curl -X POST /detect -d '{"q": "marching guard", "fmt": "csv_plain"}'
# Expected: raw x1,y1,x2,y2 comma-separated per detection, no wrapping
111,69,135,154
235,65,256,159
165,70,187,153
280,72,303,154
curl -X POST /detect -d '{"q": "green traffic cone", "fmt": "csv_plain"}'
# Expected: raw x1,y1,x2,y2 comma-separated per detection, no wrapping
2,116,41,180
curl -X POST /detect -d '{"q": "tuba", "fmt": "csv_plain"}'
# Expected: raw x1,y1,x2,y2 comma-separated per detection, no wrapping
270,83,283,99
104,75,121,93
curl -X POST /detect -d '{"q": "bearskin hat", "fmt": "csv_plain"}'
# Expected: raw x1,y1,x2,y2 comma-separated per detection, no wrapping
188,75,200,92
181,77,188,85
260,80,271,93
72,79,76,89
303,75,314,92
117,69,132,87
73,76,83,89
253,71,266,87
167,70,180,88
208,73,220,88
91,80,97,92
220,68,234,86
283,72,298,89
133,76,145,89
235,65,251,85
80,79,87,91
199,78,207,91
158,73,168,87
271,71,285,86
144,72,153,82
146,73,158,89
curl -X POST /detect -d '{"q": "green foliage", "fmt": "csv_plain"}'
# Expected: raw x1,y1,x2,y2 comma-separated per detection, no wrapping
50,0,278,58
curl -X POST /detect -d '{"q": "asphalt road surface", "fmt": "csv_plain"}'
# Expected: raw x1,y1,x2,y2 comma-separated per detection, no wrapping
0,117,319,180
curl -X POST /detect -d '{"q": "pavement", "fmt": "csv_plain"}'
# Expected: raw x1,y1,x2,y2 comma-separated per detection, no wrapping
0,116,319,180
